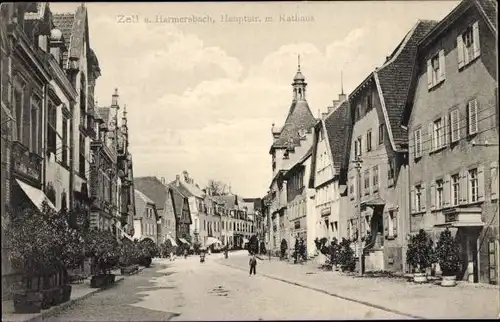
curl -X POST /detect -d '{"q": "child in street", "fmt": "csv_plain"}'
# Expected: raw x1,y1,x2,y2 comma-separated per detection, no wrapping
249,253,257,276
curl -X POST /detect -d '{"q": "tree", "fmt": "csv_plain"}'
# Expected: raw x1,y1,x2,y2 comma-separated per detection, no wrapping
248,235,258,254
206,179,228,196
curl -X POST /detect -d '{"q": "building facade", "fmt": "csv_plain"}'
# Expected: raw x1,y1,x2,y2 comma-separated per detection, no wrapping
169,183,192,246
268,62,317,254
402,0,498,284
308,98,350,258
133,189,158,244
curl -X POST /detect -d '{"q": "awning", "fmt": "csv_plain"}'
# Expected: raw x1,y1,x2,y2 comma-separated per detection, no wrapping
166,235,178,247
206,237,222,246
16,179,57,212
179,238,190,245
114,223,134,241
361,197,386,208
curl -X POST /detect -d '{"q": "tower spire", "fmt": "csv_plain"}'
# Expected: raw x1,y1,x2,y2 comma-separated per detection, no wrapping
341,70,344,95
297,54,301,72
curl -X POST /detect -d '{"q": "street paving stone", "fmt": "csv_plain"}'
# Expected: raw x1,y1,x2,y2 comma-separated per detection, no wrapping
48,254,408,321
219,252,500,319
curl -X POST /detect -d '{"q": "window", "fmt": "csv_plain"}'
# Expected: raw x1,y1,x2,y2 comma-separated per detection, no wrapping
47,102,57,155
366,130,372,152
373,166,379,191
30,96,41,154
436,179,444,209
349,177,354,198
378,124,384,144
427,50,445,89
450,108,460,142
452,174,460,206
467,99,478,135
364,169,370,195
366,93,373,111
414,129,422,158
430,117,447,151
387,158,395,182
457,22,480,69
14,85,23,141
415,185,422,212
355,136,362,157
469,168,478,203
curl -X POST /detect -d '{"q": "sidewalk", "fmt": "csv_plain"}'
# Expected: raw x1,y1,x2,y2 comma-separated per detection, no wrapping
2,267,144,322
217,255,500,319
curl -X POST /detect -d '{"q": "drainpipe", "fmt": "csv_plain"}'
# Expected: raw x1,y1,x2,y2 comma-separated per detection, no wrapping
68,98,75,211
42,85,48,190
402,152,409,273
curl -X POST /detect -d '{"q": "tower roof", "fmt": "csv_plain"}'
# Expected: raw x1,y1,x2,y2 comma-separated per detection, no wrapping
271,100,317,149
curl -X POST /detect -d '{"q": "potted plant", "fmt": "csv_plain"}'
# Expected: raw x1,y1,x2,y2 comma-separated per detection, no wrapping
435,228,460,287
138,238,159,267
337,238,356,272
406,229,434,283
85,229,120,288
6,203,58,313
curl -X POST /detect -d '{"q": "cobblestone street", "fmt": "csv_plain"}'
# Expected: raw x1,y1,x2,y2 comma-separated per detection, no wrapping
48,252,409,321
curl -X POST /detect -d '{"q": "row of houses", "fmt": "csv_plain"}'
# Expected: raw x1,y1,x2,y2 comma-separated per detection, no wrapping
133,172,265,250
263,0,498,285
1,3,137,297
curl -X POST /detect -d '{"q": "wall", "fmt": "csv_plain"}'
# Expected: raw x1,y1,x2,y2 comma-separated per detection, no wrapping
408,9,498,283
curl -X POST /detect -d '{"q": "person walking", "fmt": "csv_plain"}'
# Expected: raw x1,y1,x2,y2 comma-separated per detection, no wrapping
249,253,257,276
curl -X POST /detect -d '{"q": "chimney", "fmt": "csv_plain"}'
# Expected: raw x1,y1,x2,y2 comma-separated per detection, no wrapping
327,105,334,113
175,175,180,186
321,112,328,119
161,177,165,185
338,93,347,102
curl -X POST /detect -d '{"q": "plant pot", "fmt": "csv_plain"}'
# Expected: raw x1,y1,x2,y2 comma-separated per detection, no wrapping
413,272,428,283
13,290,43,314
41,289,53,309
61,284,72,303
441,275,457,287
51,287,63,306
106,274,115,284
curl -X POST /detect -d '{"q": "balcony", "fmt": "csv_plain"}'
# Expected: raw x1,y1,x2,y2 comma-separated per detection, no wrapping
11,141,42,183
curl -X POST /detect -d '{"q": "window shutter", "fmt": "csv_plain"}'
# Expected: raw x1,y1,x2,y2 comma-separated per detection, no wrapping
473,21,481,58
457,35,465,69
427,59,433,89
478,165,485,202
468,99,478,135
428,123,435,152
460,170,468,205
421,183,427,211
491,162,499,201
347,220,351,239
393,212,398,237
430,182,436,211
451,109,460,142
438,49,446,81
444,174,451,207
443,115,449,147
410,188,416,213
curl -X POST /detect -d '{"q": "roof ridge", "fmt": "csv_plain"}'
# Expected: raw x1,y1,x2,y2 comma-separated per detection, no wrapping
378,20,421,71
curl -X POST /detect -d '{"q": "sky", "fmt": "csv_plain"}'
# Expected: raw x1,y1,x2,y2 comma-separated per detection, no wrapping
50,1,460,197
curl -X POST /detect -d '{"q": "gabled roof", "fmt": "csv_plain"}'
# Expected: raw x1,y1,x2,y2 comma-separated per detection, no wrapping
271,99,317,149
284,146,312,179
168,179,204,198
476,0,497,31
134,189,155,205
374,20,438,150
169,184,187,218
323,100,351,174
134,177,168,210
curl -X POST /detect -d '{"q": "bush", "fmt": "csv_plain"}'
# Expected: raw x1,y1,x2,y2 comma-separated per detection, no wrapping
435,228,460,276
280,239,288,259
84,229,120,275
138,239,159,259
406,229,434,273
329,238,339,266
337,238,355,272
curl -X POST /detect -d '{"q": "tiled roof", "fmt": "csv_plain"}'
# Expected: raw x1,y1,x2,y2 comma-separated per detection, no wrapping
52,13,75,69
323,100,351,174
134,177,168,210
475,0,497,31
272,99,317,149
134,189,155,205
168,179,204,198
375,20,438,148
